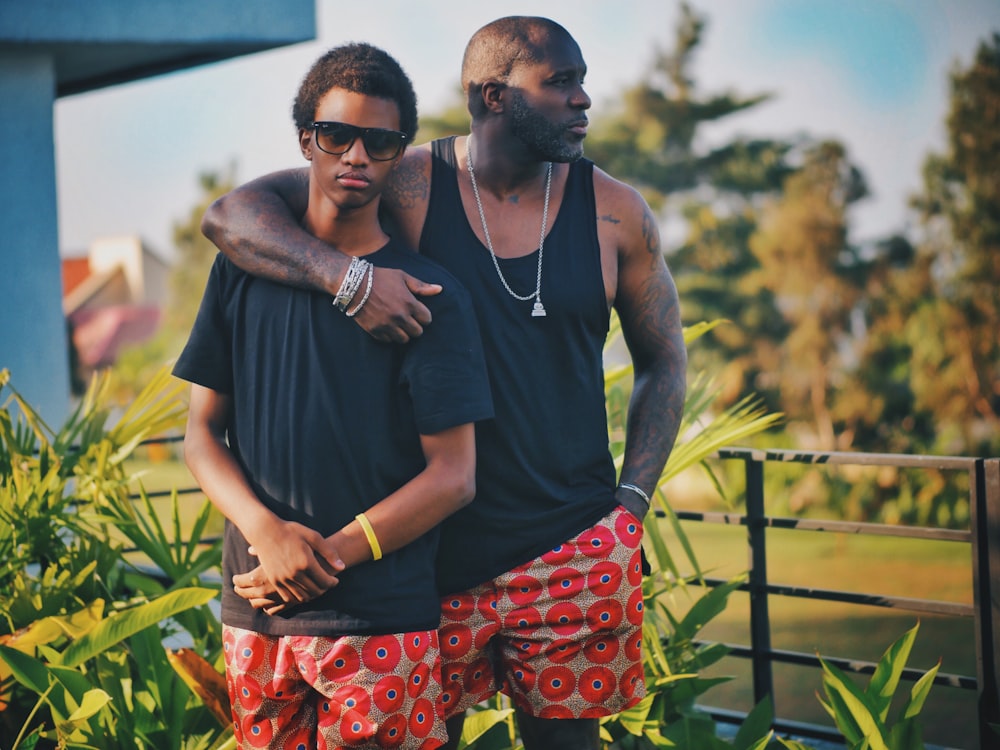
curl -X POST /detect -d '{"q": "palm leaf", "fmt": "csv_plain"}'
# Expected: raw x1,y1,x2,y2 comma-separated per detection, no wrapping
167,648,231,727
868,621,919,721
59,588,217,667
820,656,889,749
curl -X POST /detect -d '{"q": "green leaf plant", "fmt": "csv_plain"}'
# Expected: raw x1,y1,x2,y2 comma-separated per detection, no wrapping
812,621,940,750
0,365,228,750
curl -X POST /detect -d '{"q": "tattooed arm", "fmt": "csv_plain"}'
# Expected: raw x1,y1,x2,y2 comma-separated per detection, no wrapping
201,150,441,343
596,170,687,521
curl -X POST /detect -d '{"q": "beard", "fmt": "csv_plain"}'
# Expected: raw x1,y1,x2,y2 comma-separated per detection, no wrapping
509,91,585,163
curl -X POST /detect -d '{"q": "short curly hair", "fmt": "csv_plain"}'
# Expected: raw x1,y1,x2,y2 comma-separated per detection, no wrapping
292,42,418,141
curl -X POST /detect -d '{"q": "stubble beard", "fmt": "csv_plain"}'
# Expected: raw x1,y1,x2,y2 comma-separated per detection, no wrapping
509,92,585,163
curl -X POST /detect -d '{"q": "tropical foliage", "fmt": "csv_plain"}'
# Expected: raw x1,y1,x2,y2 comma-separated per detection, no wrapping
773,623,943,750
0,366,227,750
0,336,948,749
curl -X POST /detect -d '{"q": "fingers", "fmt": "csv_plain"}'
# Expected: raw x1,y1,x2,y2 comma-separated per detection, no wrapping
250,597,284,612
232,564,264,589
354,268,439,344
234,575,303,608
233,554,339,613
405,275,443,298
313,538,346,575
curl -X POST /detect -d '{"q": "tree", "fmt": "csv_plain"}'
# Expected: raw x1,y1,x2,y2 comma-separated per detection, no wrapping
905,34,1000,456
416,85,470,142
167,167,237,335
585,2,783,211
745,141,868,450
585,3,797,414
849,34,1000,458
113,167,236,399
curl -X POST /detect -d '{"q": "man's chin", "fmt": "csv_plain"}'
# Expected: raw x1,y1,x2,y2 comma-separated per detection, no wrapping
557,147,585,163
545,140,585,163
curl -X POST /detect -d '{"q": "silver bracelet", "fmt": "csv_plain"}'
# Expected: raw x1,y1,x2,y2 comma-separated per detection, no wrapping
618,483,651,507
345,263,375,318
333,256,369,311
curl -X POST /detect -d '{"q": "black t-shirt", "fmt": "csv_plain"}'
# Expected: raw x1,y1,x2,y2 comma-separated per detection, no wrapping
173,241,493,635
420,137,618,595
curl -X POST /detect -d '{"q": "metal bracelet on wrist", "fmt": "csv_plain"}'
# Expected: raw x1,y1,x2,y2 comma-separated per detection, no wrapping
345,263,375,318
333,256,369,311
618,482,651,507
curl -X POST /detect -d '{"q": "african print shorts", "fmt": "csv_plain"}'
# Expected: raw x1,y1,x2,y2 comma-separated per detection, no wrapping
438,505,646,719
222,625,446,749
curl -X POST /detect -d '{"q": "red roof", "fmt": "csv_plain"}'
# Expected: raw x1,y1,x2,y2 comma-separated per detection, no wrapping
61,257,92,297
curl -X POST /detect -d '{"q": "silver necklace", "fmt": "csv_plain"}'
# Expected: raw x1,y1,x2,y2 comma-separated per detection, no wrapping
466,137,551,317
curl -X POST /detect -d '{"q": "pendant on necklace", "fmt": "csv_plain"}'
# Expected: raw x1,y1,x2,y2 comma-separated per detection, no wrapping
531,301,547,317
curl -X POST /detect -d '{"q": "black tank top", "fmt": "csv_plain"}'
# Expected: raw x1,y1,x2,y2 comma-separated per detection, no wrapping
421,136,617,594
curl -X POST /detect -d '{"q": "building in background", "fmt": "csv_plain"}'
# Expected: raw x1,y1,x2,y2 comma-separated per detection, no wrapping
62,236,169,393
0,0,315,421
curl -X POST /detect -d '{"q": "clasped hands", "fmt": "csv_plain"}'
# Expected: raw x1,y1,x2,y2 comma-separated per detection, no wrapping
235,519,344,616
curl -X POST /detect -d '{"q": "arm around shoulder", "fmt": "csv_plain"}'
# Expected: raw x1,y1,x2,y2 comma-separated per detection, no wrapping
200,154,443,344
200,168,346,294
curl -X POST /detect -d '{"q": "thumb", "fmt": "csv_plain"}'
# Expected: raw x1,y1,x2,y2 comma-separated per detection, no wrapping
405,274,442,297
314,536,345,572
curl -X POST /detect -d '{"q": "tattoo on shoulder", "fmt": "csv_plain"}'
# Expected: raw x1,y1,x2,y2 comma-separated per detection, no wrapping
385,158,428,210
640,205,663,270
641,205,660,257
599,212,621,225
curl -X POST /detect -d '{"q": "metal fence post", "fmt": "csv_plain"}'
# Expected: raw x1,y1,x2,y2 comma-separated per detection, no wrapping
973,458,1000,747
745,454,774,716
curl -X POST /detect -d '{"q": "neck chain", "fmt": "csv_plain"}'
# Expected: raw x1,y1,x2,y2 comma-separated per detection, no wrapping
466,137,551,317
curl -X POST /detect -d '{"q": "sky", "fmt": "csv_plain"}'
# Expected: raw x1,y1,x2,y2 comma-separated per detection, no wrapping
54,0,1000,260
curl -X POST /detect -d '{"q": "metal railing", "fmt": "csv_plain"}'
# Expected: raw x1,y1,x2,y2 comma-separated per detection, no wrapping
134,442,999,746
678,448,999,748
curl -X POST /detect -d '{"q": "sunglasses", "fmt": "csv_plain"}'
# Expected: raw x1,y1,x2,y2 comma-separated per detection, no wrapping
310,121,407,161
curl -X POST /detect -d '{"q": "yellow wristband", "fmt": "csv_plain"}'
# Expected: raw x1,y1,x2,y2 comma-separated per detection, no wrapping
355,512,383,561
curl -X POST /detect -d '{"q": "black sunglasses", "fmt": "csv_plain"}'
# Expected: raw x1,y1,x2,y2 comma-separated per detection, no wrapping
310,121,407,161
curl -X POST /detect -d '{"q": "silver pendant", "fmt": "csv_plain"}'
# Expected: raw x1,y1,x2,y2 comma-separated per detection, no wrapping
531,301,547,317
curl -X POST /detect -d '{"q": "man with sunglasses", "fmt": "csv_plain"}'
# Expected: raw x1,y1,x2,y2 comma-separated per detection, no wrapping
204,17,686,750
176,43,493,749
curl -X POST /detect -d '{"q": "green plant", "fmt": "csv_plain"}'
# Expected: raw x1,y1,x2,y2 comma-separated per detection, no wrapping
0,365,228,750
810,621,940,750
601,319,782,748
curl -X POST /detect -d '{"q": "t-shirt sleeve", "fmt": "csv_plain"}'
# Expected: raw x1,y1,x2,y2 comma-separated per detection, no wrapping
401,283,493,435
172,255,233,393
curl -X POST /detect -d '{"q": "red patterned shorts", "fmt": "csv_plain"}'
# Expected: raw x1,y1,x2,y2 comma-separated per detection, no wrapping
222,626,446,749
438,505,645,719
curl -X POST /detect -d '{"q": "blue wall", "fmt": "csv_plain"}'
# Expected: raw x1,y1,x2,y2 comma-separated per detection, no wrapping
0,0,314,422
0,53,69,418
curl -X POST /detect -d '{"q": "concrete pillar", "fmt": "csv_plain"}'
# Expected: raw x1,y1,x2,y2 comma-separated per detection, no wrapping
0,53,71,423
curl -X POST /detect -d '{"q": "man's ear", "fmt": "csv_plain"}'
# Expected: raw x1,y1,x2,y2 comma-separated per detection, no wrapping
299,128,314,161
481,80,507,113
